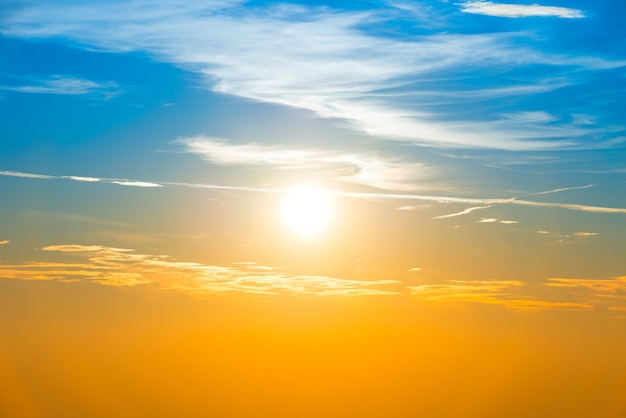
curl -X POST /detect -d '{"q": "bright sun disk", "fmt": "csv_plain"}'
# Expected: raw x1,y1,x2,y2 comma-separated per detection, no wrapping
281,187,333,237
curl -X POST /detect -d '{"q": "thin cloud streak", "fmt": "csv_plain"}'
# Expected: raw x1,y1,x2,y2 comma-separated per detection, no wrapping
533,184,595,195
2,169,626,215
433,205,492,219
0,75,120,98
459,1,585,18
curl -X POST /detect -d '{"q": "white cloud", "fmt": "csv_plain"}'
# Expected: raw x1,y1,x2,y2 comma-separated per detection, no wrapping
0,75,120,98
178,136,431,191
478,217,498,223
476,217,518,224
67,176,101,182
0,170,53,179
110,181,163,188
459,1,585,18
1,1,621,150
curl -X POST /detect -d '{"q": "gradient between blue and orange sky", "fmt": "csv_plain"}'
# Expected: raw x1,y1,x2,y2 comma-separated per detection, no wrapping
1,1,626,417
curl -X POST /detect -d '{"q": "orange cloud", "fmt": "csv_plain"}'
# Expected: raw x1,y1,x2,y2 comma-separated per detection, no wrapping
409,280,592,311
0,244,401,297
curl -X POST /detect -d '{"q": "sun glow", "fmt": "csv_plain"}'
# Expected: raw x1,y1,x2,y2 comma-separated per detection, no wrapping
281,187,333,237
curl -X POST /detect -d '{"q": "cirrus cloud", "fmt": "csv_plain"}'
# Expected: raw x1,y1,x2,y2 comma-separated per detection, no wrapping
459,1,585,19
1,1,622,150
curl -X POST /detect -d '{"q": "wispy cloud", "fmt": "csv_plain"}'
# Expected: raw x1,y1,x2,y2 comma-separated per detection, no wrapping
409,279,591,311
178,136,431,191
3,244,623,311
0,170,53,179
110,181,163,188
536,230,600,240
574,232,599,237
0,240,9,245
2,169,626,215
459,1,585,19
0,75,120,98
478,217,518,224
545,276,626,314
546,276,626,294
532,184,595,195
433,205,491,219
0,244,401,296
1,1,621,150
0,170,160,188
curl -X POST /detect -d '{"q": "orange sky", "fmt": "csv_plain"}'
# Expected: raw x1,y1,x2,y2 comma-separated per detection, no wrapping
2,278,626,418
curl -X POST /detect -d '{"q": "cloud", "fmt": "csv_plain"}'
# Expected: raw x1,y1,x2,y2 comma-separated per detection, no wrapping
110,181,163,188
3,244,623,311
0,170,53,179
0,75,120,98
532,184,595,195
1,1,621,150
459,1,585,18
177,136,431,191
0,170,160,188
409,279,591,311
3,168,626,215
546,276,626,294
0,244,401,296
433,205,492,219
0,240,9,245
544,276,626,314
67,176,101,182
573,232,599,237
536,230,599,240
478,217,518,224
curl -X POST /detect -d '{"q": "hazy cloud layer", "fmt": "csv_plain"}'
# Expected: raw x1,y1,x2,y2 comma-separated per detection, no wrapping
1,1,622,150
2,244,624,312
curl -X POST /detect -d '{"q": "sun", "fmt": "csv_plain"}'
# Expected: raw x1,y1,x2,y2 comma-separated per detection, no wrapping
281,187,333,237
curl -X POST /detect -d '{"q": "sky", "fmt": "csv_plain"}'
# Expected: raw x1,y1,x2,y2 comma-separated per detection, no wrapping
1,0,626,417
